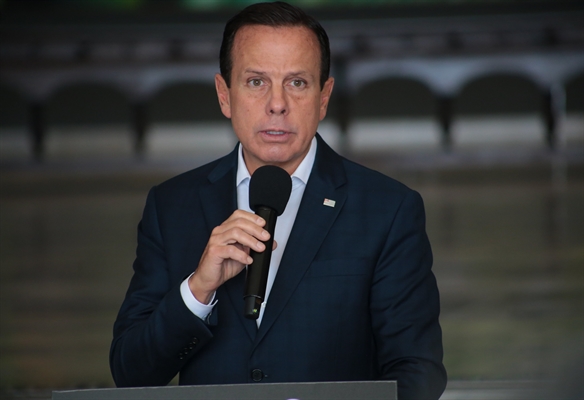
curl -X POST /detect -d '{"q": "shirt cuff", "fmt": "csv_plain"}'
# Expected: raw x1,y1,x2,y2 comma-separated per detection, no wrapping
180,274,217,321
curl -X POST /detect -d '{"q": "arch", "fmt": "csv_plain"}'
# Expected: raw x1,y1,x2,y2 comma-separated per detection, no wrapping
452,72,546,149
0,83,31,161
149,82,224,123
565,71,584,113
454,73,542,116
43,82,134,160
46,82,132,126
0,83,28,127
352,77,436,118
348,77,441,152
146,81,234,161
562,70,584,149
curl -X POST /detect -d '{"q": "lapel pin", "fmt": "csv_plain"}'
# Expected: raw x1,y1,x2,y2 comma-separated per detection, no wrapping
323,198,336,208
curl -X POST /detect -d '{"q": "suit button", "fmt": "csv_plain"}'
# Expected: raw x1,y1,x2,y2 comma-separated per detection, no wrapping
251,369,263,382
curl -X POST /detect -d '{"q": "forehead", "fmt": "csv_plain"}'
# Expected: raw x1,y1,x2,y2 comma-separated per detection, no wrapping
231,24,321,69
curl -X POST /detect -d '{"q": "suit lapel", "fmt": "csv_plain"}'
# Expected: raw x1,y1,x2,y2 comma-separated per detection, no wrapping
199,151,237,235
254,135,348,346
198,146,258,341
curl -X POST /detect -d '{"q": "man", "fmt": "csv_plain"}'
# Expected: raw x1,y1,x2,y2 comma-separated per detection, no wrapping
110,2,447,399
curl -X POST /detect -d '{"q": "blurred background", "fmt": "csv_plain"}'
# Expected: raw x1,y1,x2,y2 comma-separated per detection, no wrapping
0,0,583,399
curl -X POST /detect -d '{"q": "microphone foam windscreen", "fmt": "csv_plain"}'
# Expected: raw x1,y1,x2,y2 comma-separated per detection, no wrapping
249,165,292,216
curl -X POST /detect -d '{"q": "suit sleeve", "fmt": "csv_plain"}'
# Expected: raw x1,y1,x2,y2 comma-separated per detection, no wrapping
109,187,214,387
371,190,447,400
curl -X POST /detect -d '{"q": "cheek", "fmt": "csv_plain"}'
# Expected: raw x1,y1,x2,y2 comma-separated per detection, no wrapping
233,94,263,117
296,95,321,113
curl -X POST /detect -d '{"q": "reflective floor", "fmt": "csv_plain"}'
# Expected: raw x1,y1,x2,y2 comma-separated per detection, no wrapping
0,155,583,398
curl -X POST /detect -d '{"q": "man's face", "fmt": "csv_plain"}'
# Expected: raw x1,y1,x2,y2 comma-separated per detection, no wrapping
215,24,334,175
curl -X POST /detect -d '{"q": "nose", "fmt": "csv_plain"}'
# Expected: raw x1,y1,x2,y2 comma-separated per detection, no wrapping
267,86,288,115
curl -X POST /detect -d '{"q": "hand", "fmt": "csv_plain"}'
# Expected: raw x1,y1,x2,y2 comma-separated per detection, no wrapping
188,210,272,304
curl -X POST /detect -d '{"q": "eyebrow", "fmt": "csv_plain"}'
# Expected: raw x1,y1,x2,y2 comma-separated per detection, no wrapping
243,69,312,78
244,69,266,76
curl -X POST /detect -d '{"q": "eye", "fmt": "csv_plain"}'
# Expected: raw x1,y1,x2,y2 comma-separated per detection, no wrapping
290,79,306,88
249,79,263,87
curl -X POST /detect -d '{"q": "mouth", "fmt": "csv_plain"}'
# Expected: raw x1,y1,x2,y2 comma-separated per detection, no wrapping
263,130,288,135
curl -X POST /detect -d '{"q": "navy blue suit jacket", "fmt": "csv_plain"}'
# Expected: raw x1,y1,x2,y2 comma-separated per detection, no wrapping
110,135,446,399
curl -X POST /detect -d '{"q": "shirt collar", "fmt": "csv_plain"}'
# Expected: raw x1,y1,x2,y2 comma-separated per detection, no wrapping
236,137,317,186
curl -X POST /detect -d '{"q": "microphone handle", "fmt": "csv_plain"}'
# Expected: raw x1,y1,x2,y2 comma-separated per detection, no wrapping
244,206,277,320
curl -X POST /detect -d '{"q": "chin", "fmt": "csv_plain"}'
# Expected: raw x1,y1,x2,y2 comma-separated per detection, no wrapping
258,147,293,161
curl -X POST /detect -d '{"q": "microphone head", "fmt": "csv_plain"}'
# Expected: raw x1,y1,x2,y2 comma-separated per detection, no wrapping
249,165,292,216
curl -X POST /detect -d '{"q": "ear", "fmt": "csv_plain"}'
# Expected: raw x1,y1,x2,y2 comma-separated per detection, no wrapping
319,77,335,121
215,73,232,119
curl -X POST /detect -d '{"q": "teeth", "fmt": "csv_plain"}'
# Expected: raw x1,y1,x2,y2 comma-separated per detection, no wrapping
266,131,285,135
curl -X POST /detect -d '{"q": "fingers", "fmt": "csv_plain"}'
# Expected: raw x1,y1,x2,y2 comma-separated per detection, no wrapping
212,209,270,251
190,210,272,301
204,239,252,266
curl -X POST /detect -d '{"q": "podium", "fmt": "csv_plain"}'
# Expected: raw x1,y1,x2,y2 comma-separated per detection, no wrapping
52,380,397,399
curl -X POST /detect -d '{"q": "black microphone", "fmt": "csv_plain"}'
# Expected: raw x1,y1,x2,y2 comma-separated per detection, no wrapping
244,165,292,320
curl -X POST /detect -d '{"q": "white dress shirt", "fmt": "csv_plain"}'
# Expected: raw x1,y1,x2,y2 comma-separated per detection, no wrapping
180,137,317,326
